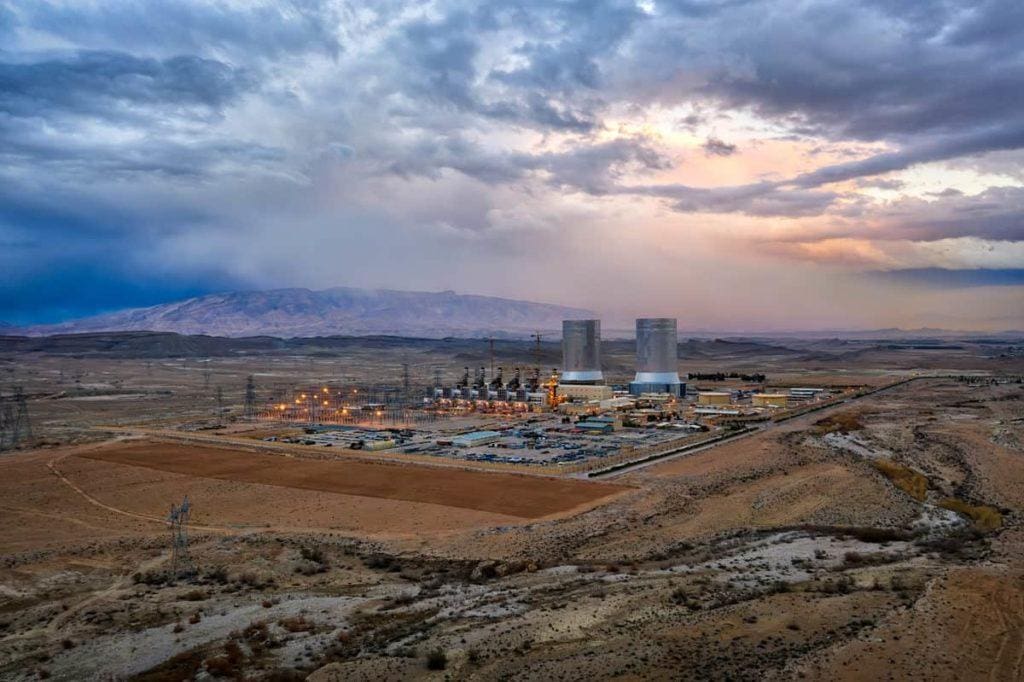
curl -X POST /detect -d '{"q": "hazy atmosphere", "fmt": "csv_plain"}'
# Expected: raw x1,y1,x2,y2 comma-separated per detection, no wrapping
2,0,1023,329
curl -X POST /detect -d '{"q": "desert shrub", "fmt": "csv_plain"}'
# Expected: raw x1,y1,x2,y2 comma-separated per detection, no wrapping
939,498,1003,532
204,566,229,584
181,589,207,601
364,555,392,570
813,412,863,435
278,616,315,633
873,460,928,501
299,546,327,565
426,648,448,671
844,526,911,543
203,655,238,678
134,570,169,586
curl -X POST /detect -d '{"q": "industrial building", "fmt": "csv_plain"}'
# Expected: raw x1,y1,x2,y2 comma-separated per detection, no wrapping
557,384,614,401
629,318,685,397
452,430,502,447
753,393,789,408
789,387,825,402
698,391,732,406
575,420,614,434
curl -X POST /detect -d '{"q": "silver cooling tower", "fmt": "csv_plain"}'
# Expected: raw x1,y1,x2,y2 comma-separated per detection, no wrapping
561,319,604,384
630,318,683,396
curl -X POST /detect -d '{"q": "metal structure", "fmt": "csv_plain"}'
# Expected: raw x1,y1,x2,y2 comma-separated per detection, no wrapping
243,375,257,418
168,496,194,578
630,318,684,396
215,386,224,426
257,382,449,427
529,331,543,391
561,319,604,384
0,387,32,451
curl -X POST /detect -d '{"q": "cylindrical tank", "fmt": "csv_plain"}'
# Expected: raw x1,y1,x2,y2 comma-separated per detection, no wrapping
631,318,683,396
561,319,604,384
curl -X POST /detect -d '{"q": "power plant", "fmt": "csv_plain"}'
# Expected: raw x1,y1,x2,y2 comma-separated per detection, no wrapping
560,319,604,384
629,318,684,397
419,316,685,405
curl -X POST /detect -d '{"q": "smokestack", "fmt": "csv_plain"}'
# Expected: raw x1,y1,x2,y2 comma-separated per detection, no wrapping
561,319,603,384
630,318,684,396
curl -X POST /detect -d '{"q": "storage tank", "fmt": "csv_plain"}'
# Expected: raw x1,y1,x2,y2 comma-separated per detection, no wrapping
561,319,604,384
630,318,684,396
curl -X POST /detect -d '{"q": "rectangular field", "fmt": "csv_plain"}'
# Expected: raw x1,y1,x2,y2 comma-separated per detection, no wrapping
78,441,631,519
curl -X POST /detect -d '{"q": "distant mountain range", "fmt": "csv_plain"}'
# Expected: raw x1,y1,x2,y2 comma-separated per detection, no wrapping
15,288,595,339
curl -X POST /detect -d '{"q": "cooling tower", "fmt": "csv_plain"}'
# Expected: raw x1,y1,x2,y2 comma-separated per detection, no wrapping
630,318,684,396
561,319,604,384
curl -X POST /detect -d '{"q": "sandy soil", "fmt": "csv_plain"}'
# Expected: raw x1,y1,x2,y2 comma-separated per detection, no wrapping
797,566,1024,681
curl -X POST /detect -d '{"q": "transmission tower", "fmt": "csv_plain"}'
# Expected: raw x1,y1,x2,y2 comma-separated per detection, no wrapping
0,387,32,451
215,386,224,426
13,387,31,443
0,403,13,451
168,496,195,578
243,375,257,418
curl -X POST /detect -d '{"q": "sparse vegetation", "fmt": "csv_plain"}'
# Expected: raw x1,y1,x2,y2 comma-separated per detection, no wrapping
939,498,1003,532
278,616,315,633
873,459,928,501
813,412,863,435
426,648,448,670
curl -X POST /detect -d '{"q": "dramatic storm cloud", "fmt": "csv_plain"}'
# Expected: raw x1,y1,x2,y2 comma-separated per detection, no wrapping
1,0,1022,330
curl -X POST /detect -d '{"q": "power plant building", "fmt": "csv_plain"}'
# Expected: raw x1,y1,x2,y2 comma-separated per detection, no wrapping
560,319,604,384
698,391,732,406
557,384,614,401
753,393,788,408
629,318,685,397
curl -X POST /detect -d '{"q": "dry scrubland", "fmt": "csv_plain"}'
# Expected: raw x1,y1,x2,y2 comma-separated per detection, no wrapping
0,340,1022,681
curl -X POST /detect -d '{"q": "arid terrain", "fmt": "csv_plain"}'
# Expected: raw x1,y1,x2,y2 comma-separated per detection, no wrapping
0,333,1022,680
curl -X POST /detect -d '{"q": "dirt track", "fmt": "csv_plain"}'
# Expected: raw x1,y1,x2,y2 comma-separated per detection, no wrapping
77,441,631,519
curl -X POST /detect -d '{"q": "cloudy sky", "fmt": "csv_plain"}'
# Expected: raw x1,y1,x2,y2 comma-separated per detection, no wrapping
1,0,1022,330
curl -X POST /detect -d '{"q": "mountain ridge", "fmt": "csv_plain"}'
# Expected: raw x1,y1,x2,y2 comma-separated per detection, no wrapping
18,287,596,339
